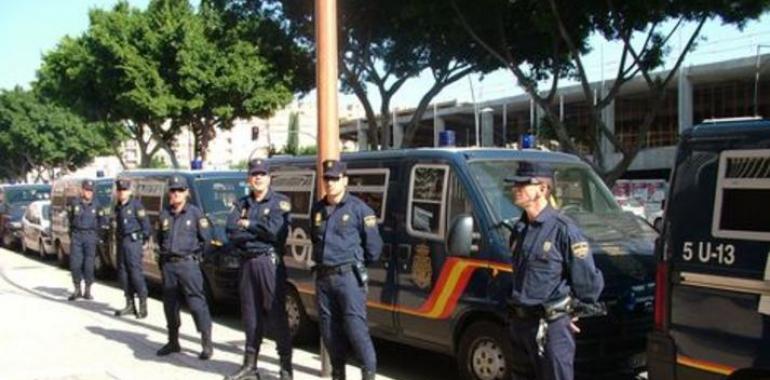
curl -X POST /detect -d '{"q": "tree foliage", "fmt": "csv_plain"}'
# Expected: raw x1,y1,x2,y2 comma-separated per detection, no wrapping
245,0,497,149
36,0,305,167
0,88,115,181
450,0,770,184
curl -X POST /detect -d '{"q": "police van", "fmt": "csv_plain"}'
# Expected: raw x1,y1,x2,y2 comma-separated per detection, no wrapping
50,177,114,274
114,170,249,302
647,118,770,379
260,148,656,379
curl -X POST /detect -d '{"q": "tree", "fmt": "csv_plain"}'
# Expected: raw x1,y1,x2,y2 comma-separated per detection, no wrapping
249,0,496,149
37,0,306,167
285,111,300,155
0,88,114,181
450,0,770,184
36,2,183,168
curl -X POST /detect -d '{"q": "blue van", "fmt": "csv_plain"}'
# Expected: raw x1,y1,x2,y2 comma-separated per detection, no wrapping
647,118,770,379
245,148,658,379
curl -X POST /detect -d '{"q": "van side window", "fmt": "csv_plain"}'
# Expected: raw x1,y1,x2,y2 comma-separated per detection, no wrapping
447,173,476,228
347,169,389,222
407,164,449,240
712,149,770,240
271,171,315,218
135,181,166,216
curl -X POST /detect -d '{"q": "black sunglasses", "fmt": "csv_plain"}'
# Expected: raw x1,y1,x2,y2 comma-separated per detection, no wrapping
169,188,187,193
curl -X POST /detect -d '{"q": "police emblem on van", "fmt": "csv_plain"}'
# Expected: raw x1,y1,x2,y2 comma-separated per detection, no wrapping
412,244,432,289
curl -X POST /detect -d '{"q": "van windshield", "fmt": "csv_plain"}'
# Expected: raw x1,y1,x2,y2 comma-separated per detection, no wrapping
5,188,50,205
468,160,623,224
195,178,249,226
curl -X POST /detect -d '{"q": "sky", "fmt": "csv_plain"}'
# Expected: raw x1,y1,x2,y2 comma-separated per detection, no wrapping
1,1,769,111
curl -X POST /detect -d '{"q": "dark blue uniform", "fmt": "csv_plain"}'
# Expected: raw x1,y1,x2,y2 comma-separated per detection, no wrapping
311,161,382,380
68,194,105,296
508,206,604,380
157,185,214,359
115,196,151,301
225,159,294,380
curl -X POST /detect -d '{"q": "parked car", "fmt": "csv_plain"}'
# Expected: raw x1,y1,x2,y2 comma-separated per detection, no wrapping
50,177,114,276
0,184,51,249
21,200,54,258
616,195,646,218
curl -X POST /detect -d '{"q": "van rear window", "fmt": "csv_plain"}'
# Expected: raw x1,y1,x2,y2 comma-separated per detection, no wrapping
712,149,770,240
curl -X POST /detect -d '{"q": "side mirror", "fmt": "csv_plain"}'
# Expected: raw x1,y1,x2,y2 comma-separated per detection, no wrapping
447,214,474,257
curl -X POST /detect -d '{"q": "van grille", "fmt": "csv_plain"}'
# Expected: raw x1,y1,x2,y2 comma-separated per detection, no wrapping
725,156,770,178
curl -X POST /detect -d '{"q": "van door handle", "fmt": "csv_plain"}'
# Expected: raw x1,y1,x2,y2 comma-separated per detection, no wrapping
381,244,392,269
398,244,411,272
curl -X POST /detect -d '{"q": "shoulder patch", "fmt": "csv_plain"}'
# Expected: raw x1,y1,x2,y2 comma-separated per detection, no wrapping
161,218,170,230
279,200,291,212
137,208,146,218
199,218,210,229
364,215,377,227
314,212,323,226
571,242,590,259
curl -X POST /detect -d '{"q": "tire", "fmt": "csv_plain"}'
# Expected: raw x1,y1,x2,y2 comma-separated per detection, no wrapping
286,286,316,345
457,321,517,380
93,251,106,279
56,242,69,268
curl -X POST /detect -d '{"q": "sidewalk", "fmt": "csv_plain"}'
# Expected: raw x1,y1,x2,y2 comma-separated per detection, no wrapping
0,248,401,380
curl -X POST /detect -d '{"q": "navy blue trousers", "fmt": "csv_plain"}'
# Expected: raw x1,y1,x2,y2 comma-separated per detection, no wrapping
510,315,575,380
161,259,212,333
70,231,98,285
316,269,376,372
239,255,292,357
116,236,147,298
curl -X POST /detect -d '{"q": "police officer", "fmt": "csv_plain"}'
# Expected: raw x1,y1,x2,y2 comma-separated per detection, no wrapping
505,162,604,380
311,160,382,380
156,175,214,360
112,178,152,319
67,179,106,301
224,159,293,380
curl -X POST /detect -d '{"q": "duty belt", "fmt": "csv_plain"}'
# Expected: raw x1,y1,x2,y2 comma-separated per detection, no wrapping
161,255,197,263
509,304,544,320
241,248,275,259
314,263,354,278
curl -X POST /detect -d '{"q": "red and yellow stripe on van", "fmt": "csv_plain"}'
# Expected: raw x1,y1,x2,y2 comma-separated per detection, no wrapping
677,355,735,376
296,257,511,320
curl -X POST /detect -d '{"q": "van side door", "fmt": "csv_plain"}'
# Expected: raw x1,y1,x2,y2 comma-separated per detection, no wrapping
136,178,167,282
346,166,399,335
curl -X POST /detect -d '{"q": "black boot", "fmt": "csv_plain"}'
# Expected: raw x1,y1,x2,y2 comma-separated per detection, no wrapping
199,329,213,360
157,329,181,356
362,369,376,380
279,354,293,380
83,284,93,300
224,352,259,380
136,297,148,319
114,297,135,316
331,367,346,380
67,284,82,301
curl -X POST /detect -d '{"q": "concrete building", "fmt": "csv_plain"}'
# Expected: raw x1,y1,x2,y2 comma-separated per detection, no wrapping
340,54,770,179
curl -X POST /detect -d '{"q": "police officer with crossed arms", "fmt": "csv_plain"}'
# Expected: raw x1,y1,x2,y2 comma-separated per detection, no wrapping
156,175,215,360
311,160,382,380
67,179,107,301
225,159,294,380
505,162,604,380
112,178,152,319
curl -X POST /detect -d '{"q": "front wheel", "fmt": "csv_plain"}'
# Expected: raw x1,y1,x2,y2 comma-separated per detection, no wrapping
286,286,316,345
457,321,517,380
